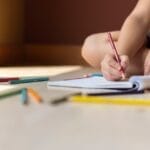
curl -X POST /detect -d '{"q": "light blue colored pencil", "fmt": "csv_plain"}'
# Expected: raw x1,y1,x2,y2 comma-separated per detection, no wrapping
21,88,28,104
90,73,103,77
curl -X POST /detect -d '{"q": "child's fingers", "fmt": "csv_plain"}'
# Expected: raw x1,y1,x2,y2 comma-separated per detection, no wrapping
144,51,150,75
144,64,150,75
101,54,123,80
103,54,121,70
101,59,122,81
102,69,122,81
120,55,129,70
101,54,131,80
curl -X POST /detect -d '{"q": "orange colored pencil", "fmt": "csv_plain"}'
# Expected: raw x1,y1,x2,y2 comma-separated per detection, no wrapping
27,88,42,103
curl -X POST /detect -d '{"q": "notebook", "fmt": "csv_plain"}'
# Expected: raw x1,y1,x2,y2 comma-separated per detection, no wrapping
47,75,150,95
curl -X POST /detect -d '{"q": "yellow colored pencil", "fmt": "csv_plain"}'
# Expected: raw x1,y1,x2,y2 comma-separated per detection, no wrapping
70,95,150,106
27,88,42,103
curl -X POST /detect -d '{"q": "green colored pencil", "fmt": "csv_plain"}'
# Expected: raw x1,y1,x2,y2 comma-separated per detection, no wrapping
9,77,49,84
0,87,24,99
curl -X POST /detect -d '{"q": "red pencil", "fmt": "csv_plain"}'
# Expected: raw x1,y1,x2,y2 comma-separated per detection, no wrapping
107,32,125,79
0,77,19,82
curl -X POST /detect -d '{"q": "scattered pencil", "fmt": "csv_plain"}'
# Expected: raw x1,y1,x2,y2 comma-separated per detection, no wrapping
27,88,42,103
9,77,49,84
51,96,69,105
0,77,19,82
83,73,103,78
21,88,28,105
50,93,81,105
0,87,24,99
70,95,150,106
0,85,44,105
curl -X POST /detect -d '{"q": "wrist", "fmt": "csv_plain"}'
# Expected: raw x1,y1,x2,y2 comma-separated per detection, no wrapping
115,43,133,59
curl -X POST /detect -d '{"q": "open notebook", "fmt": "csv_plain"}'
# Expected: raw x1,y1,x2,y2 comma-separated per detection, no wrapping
47,75,150,95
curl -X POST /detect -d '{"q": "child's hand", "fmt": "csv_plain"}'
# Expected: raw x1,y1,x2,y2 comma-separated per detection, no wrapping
101,53,129,80
144,51,150,75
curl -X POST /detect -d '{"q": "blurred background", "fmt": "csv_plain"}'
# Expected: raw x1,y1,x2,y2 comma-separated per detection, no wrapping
0,0,136,66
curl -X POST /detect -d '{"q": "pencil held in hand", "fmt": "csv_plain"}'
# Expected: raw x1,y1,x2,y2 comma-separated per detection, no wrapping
107,32,125,79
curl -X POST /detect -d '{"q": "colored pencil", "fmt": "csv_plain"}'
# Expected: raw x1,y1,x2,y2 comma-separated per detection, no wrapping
9,77,49,84
0,88,23,99
70,95,150,106
21,88,28,104
0,77,19,82
83,73,103,78
27,88,42,103
107,32,125,79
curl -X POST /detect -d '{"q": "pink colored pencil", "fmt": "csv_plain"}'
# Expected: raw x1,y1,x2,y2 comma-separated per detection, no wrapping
107,32,125,79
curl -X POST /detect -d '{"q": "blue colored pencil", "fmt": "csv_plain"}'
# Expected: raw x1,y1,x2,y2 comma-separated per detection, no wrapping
90,73,103,77
83,73,103,78
21,88,28,104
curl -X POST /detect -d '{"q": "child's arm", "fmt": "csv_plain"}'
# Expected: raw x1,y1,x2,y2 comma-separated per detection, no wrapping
117,0,150,58
81,31,120,68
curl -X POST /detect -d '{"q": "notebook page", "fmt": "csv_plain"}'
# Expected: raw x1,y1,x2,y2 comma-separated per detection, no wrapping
48,76,133,89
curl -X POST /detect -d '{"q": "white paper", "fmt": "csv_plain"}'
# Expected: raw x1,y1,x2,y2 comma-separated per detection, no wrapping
48,76,133,89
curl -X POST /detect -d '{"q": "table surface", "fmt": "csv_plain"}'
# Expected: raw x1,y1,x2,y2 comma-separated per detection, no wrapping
1,66,150,150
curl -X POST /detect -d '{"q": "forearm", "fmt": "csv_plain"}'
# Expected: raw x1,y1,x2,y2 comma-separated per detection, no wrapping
117,14,149,58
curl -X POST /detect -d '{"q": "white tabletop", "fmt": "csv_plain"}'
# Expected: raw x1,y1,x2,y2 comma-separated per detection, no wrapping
0,66,150,150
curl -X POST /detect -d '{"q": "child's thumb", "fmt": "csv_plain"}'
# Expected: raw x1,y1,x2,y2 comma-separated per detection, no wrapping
120,55,129,69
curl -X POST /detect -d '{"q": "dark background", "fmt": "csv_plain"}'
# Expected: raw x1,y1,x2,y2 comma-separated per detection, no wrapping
0,0,137,66
25,0,137,45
